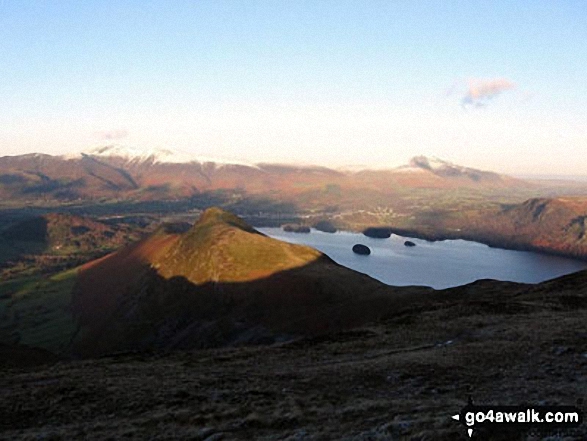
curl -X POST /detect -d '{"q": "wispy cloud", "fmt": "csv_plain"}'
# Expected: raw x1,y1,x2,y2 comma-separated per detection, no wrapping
461,78,516,108
94,129,129,140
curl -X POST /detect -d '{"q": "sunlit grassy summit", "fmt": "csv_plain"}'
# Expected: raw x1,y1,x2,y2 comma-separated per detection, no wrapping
153,207,323,284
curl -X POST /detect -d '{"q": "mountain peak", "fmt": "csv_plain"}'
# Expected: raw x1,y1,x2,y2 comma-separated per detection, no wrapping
195,207,257,232
150,207,323,285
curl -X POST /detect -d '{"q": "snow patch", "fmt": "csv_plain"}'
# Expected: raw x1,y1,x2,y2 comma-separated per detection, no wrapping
393,166,428,173
84,145,195,164
66,145,257,168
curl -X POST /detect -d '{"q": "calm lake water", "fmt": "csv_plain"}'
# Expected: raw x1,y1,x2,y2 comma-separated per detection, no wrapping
259,228,587,289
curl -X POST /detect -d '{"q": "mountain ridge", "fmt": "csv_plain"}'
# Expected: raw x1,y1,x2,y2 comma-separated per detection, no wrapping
0,147,528,202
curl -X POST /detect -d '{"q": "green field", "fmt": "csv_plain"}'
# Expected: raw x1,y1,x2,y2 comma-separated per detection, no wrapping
0,269,78,353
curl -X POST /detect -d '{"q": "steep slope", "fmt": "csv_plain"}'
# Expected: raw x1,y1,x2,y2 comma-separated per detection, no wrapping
71,208,416,356
468,197,587,258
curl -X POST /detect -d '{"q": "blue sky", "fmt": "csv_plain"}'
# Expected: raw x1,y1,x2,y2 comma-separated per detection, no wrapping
1,1,586,174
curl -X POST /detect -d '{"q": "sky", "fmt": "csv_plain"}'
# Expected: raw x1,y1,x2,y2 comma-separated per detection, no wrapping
1,1,586,175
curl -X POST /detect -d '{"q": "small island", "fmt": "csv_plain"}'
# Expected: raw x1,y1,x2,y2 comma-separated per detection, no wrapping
313,220,337,233
283,224,311,233
352,244,371,255
363,227,392,239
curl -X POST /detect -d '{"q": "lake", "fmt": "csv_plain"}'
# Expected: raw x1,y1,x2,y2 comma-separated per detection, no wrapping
258,228,587,289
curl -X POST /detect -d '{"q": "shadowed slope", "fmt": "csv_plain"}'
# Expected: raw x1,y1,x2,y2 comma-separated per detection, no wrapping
5,271,587,439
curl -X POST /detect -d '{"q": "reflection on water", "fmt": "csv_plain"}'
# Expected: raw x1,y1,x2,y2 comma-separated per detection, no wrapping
259,228,587,289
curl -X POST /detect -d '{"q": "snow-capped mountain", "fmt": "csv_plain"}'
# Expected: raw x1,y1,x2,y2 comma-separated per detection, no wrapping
394,155,502,181
0,148,526,202
82,145,196,164
70,145,256,168
396,155,462,172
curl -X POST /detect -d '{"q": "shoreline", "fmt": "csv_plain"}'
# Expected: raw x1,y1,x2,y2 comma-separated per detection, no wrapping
258,224,587,265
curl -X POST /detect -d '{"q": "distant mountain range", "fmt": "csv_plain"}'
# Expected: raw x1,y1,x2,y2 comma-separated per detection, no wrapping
0,146,528,202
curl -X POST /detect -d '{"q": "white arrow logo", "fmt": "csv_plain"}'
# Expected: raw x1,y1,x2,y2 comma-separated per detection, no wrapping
451,414,473,437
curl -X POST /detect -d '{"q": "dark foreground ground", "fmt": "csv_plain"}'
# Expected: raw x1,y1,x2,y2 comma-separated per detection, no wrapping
1,277,586,441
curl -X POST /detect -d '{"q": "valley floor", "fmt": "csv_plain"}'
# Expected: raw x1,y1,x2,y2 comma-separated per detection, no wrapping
2,283,586,440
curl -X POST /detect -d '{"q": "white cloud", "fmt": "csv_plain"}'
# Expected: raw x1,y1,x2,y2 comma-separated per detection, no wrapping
461,78,516,108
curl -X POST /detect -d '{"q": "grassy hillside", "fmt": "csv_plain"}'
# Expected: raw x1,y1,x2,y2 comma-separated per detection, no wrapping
154,207,323,283
0,269,78,353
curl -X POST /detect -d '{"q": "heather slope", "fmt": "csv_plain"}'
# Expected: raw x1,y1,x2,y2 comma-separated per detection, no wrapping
3,267,587,439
